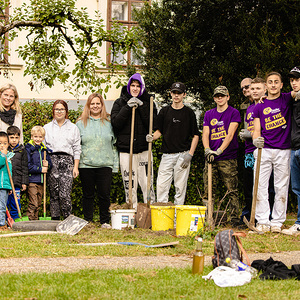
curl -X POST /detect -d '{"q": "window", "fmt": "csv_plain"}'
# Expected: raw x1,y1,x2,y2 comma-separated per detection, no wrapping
107,0,147,66
0,5,9,63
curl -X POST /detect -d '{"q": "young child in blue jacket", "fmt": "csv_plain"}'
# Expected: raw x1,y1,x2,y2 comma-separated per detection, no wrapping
0,131,14,230
25,126,52,220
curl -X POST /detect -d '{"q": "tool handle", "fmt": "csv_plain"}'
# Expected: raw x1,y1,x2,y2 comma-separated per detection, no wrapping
146,96,154,207
207,162,214,230
128,106,136,208
43,151,47,216
5,157,22,218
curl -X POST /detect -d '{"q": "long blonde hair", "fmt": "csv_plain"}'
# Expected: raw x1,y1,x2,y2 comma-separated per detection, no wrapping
0,83,22,113
77,93,109,127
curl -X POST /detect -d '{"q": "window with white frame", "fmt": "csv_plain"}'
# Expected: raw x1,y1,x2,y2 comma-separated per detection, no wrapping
107,0,147,66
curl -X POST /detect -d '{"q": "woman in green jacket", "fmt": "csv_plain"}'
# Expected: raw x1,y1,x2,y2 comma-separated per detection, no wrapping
76,93,118,228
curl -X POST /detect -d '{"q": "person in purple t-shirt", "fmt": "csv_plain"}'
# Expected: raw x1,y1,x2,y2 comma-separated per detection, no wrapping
252,71,298,233
202,86,241,226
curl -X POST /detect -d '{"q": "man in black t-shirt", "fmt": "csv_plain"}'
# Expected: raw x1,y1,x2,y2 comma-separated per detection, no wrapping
147,82,199,205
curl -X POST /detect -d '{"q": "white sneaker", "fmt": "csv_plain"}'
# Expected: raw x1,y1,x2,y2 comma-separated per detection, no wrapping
281,224,300,235
256,224,270,233
271,226,281,233
101,223,112,229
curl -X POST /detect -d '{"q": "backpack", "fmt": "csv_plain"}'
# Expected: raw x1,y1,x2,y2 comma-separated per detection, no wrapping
212,229,250,268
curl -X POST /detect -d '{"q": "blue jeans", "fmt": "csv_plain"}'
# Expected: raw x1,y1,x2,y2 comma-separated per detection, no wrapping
0,189,9,226
290,150,300,225
7,187,21,220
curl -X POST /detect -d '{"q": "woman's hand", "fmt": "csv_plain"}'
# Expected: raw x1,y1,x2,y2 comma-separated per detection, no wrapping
73,166,79,178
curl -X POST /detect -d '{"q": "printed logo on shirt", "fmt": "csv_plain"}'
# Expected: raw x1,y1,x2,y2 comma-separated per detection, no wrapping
247,123,254,132
246,112,253,120
211,125,227,140
265,112,286,130
173,118,181,123
210,118,218,126
263,107,280,115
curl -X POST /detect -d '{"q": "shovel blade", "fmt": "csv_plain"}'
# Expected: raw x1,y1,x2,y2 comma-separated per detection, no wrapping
136,203,151,229
15,216,30,222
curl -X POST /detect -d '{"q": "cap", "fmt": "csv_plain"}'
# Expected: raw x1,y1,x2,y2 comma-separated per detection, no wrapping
213,85,229,97
288,66,300,79
171,82,186,93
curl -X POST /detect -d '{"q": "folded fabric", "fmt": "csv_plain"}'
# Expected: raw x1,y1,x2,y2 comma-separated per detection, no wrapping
202,266,252,287
251,257,300,280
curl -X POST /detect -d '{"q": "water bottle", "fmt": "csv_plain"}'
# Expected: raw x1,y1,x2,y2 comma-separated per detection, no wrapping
226,257,258,277
192,238,204,275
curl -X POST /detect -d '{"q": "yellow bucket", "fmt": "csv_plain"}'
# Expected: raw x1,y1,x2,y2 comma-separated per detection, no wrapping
175,205,207,236
150,205,175,231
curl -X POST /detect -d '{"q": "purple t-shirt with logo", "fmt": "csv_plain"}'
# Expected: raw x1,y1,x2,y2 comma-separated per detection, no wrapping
245,103,256,154
252,92,292,149
203,106,241,161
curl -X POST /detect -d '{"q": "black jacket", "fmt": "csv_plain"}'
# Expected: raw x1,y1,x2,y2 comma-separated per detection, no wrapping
8,144,29,188
111,86,157,153
291,99,300,150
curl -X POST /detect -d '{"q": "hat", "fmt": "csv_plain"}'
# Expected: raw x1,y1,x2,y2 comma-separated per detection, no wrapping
213,86,229,97
288,66,300,79
171,82,186,93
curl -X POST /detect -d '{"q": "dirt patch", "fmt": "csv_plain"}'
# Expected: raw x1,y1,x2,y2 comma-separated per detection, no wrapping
110,203,132,210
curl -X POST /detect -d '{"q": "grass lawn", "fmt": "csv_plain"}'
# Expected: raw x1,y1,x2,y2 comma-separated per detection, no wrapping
0,213,299,258
0,266,299,300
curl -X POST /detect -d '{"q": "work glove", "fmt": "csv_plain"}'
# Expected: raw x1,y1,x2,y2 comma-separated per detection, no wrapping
253,137,264,148
239,129,252,141
127,97,143,108
181,153,193,169
146,134,153,143
295,91,300,101
205,148,222,163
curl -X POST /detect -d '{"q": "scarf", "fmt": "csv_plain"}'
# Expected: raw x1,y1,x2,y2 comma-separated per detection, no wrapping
0,109,17,125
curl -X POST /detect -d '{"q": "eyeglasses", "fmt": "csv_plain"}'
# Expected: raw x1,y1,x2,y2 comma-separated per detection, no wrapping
54,108,65,112
241,85,250,91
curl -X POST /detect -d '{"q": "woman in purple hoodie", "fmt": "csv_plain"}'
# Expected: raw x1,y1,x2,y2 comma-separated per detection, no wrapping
111,73,157,209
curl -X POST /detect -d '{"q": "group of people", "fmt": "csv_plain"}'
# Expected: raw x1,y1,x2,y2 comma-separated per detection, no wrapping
0,67,299,235
203,67,300,235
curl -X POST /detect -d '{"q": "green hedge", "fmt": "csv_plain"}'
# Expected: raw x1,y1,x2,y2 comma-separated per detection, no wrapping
19,100,296,220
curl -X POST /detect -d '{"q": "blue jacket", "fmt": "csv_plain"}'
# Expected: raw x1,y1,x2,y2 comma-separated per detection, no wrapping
0,152,14,190
25,141,52,184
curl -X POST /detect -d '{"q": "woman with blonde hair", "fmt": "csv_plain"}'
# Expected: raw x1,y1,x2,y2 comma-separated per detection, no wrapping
76,93,119,227
0,83,23,143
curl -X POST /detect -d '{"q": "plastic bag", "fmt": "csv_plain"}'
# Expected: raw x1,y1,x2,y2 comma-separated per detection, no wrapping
202,266,252,287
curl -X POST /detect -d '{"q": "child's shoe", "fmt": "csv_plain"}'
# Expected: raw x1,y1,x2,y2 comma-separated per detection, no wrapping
281,224,300,235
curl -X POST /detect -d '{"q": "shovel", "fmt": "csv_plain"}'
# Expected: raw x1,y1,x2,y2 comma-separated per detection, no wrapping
128,106,136,209
6,206,14,228
5,156,29,222
207,162,214,230
39,151,51,220
243,148,263,234
136,95,154,229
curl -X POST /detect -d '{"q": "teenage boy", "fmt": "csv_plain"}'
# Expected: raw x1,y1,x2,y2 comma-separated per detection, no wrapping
252,71,298,233
111,73,157,209
239,78,267,222
282,66,300,235
202,86,241,225
7,126,29,220
0,131,14,230
148,82,199,205
25,126,52,220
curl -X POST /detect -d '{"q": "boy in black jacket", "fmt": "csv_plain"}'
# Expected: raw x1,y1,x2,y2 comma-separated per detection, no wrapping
7,126,29,220
111,73,157,209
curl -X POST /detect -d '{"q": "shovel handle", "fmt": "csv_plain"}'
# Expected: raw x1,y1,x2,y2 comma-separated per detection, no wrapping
146,96,154,207
207,162,214,229
128,106,136,209
5,157,22,218
43,151,47,216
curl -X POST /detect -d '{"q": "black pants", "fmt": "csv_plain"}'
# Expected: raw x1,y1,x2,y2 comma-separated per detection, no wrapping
79,167,112,224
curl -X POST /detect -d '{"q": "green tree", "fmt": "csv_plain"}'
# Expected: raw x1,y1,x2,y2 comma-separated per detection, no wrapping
135,0,300,108
0,0,139,97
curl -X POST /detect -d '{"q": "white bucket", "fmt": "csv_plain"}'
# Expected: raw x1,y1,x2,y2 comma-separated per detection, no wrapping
110,209,136,230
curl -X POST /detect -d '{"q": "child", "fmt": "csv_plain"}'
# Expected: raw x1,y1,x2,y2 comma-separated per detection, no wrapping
7,126,29,220
25,126,52,220
202,86,241,226
0,131,14,230
148,82,199,205
252,71,298,233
